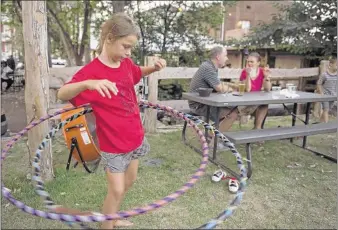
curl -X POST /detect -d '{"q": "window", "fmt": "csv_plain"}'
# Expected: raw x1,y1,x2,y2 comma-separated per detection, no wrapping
238,20,250,29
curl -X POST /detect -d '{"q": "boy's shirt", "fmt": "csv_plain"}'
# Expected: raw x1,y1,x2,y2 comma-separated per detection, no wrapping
65,57,144,154
318,71,337,96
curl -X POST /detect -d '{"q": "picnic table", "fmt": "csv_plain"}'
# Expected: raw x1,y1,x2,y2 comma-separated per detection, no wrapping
182,91,337,178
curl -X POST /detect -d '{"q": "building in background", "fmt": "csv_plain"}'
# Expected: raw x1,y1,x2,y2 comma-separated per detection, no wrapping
208,1,314,69
1,22,14,60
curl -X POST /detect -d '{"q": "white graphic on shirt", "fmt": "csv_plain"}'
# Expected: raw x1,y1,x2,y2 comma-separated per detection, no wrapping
119,71,138,116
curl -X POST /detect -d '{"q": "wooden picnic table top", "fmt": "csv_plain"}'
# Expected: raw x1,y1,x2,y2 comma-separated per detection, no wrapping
182,91,337,107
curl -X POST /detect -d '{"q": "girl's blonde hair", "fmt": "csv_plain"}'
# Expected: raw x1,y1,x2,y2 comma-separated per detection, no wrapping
97,13,140,54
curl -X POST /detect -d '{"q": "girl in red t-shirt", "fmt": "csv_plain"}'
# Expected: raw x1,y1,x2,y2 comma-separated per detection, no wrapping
57,13,166,229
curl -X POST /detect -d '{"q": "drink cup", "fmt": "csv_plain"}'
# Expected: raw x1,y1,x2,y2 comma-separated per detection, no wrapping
238,83,245,95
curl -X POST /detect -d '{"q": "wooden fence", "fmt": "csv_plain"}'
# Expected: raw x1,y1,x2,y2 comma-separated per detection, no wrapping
48,59,329,133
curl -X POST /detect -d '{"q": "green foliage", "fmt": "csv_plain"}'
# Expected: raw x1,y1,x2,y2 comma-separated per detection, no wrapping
227,0,337,59
127,1,235,65
47,0,95,65
1,1,25,59
4,0,236,65
1,1,22,27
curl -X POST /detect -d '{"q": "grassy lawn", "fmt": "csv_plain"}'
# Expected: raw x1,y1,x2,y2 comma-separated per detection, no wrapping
1,116,337,229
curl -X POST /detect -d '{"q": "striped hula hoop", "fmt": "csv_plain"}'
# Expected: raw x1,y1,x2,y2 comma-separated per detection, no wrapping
1,100,247,229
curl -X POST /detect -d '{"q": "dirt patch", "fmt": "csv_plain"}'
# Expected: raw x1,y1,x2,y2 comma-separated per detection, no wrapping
2,90,27,133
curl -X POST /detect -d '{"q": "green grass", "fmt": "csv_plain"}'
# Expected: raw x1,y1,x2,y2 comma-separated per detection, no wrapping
1,116,337,229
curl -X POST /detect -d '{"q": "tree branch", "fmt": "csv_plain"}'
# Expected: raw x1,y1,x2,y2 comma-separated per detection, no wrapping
79,0,90,58
13,0,22,23
47,3,75,55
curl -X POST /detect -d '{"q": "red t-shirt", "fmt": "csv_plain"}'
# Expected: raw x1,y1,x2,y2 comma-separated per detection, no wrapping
239,68,264,91
65,57,144,154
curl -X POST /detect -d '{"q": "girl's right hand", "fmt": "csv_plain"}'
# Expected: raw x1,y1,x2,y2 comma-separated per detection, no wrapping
86,79,118,99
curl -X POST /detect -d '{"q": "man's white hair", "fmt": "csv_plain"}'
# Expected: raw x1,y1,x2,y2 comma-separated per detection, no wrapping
209,46,226,59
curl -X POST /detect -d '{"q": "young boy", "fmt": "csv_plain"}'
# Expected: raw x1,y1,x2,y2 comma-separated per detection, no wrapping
317,56,337,123
57,13,166,229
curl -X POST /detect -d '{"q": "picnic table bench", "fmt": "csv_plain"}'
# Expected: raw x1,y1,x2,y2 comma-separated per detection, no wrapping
225,121,338,178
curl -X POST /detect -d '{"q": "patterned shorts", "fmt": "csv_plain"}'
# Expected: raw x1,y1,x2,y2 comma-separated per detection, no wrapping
100,137,150,173
321,101,335,110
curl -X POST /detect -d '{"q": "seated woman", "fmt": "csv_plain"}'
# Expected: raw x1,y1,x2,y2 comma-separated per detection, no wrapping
218,52,272,132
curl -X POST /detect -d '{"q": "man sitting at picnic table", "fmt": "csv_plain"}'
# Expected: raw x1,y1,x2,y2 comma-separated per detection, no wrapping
188,46,234,148
188,50,272,148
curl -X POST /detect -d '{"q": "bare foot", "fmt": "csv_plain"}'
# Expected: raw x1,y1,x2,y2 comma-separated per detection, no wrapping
114,219,134,227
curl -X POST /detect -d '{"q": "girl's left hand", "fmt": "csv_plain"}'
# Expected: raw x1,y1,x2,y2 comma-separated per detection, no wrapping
154,59,167,71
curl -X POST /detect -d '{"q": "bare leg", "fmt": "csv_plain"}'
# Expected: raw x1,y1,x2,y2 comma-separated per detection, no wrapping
101,171,126,229
112,159,140,227
254,105,268,129
320,109,329,123
125,159,139,191
208,109,239,146
218,109,239,133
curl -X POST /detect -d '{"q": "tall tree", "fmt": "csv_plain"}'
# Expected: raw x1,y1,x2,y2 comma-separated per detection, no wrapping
176,1,228,61
47,0,92,66
228,0,337,58
22,1,54,181
127,1,228,64
112,0,130,13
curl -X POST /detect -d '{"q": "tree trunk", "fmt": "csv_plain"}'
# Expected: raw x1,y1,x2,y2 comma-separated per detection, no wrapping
84,0,92,64
112,1,126,13
75,54,83,66
22,1,54,181
59,29,76,66
84,41,91,64
47,17,52,68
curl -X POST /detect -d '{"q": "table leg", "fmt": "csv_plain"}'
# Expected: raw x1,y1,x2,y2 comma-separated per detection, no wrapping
204,106,210,139
261,113,268,129
290,103,298,143
302,102,311,148
212,107,220,160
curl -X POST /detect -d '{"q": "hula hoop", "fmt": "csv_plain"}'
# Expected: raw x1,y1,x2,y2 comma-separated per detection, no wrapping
1,100,247,229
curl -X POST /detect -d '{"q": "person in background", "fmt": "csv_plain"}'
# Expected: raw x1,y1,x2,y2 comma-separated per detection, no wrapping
218,52,272,133
317,56,337,123
188,46,232,119
188,46,234,148
1,61,14,92
6,55,16,73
